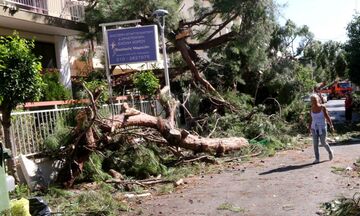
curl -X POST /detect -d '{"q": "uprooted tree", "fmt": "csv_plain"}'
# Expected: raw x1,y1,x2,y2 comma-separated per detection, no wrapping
57,85,248,187
54,0,318,187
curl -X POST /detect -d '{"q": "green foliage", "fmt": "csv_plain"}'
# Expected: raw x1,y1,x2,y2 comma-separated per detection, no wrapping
79,153,112,182
194,91,300,156
9,184,30,200
352,93,360,111
41,69,72,101
76,80,109,103
217,202,245,213
83,0,181,42
43,117,73,153
270,20,313,58
321,193,360,216
205,1,276,92
345,14,360,85
133,71,160,96
105,142,167,179
282,97,310,133
264,61,312,105
303,40,347,83
157,183,175,195
222,91,254,110
45,186,129,215
0,32,44,110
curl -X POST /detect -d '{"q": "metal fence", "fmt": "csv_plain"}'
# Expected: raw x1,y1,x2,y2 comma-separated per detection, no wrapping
0,100,164,158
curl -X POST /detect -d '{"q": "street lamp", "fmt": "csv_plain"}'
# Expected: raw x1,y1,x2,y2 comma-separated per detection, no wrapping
152,9,170,94
254,70,263,105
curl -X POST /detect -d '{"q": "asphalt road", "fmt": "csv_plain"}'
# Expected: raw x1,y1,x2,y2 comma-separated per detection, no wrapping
327,99,359,123
126,99,360,216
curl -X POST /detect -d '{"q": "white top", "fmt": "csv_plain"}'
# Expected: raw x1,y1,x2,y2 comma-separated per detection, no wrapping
311,110,326,134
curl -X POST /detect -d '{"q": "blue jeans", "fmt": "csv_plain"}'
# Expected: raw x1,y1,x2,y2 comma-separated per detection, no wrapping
311,129,332,161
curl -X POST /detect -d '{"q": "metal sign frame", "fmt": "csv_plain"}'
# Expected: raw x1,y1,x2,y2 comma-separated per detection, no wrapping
99,19,142,121
106,25,159,65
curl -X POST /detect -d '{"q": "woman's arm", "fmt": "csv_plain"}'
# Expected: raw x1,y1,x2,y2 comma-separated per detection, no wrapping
322,107,334,130
308,111,312,134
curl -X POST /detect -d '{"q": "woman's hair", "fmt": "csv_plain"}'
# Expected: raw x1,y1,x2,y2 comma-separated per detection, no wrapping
310,94,319,103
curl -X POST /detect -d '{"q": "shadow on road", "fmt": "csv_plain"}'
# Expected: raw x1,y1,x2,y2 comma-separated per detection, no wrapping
258,161,326,175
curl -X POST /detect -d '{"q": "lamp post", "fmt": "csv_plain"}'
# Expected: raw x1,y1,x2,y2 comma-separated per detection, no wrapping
254,70,263,105
153,9,170,95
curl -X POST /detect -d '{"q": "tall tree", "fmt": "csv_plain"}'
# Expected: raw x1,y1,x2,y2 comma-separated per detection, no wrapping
0,34,43,179
345,14,360,85
303,40,347,82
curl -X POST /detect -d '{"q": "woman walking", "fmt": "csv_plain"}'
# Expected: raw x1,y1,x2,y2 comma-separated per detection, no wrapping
309,94,334,163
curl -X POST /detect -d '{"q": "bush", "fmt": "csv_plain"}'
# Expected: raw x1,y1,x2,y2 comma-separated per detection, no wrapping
133,71,159,96
41,69,72,101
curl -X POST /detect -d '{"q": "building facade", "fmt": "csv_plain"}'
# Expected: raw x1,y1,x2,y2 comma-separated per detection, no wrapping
0,0,87,88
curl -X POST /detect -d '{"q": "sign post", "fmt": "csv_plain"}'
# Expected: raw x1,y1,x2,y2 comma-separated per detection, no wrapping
100,20,160,121
106,25,159,65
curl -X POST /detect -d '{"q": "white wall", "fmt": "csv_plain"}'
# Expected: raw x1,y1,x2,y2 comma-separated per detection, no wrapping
54,35,72,89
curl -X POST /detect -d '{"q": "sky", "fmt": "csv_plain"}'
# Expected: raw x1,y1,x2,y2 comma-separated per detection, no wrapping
276,0,359,42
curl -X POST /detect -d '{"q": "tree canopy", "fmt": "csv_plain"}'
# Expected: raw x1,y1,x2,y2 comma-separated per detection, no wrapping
0,33,43,111
0,33,43,179
80,0,352,105
345,14,360,85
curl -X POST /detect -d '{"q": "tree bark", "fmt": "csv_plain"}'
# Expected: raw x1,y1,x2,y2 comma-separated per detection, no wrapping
101,103,248,155
0,108,19,181
175,38,223,100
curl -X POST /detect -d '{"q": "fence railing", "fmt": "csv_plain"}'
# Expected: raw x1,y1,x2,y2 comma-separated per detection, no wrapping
0,100,164,158
2,0,85,21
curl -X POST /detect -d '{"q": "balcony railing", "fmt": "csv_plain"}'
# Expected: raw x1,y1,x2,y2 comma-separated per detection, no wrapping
2,0,85,22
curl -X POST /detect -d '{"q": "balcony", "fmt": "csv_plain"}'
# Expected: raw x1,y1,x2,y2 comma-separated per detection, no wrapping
2,0,85,22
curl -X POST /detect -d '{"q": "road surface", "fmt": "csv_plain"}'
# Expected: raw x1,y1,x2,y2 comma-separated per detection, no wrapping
327,99,359,123
128,100,360,216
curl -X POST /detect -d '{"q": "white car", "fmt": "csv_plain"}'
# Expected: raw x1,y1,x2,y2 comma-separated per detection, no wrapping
320,93,328,103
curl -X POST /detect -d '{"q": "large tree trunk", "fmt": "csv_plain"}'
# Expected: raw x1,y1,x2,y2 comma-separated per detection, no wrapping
101,110,248,155
0,108,19,181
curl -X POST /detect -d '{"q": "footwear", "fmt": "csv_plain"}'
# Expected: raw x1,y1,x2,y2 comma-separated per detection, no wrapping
313,159,320,164
329,149,334,161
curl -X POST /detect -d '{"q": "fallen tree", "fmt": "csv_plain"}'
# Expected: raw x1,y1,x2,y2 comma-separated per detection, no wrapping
57,85,248,188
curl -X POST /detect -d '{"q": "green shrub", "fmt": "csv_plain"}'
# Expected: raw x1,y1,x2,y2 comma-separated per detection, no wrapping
41,69,72,101
133,71,159,96
43,118,72,152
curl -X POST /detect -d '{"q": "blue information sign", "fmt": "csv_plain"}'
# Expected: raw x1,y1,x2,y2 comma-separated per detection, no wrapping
106,25,159,65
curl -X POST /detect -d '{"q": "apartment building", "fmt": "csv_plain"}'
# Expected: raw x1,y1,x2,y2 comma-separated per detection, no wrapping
0,0,87,88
